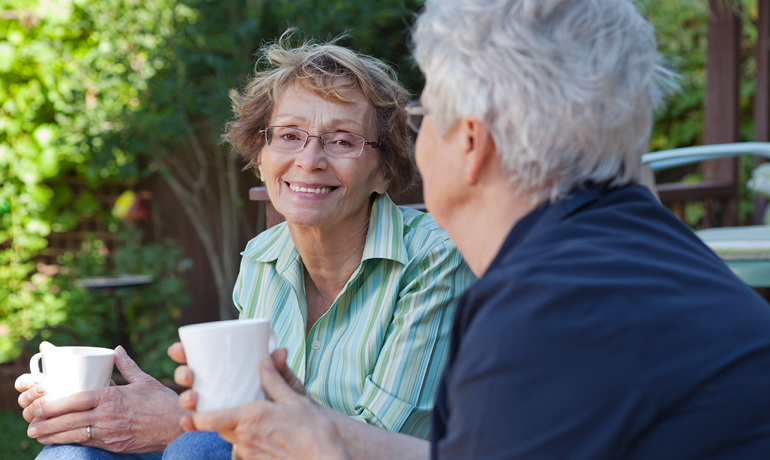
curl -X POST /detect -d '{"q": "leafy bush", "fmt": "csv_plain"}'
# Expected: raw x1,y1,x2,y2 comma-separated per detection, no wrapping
51,228,192,379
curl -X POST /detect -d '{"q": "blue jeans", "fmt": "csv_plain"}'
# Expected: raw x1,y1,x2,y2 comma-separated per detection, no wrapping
34,432,229,460
36,445,162,460
162,432,232,460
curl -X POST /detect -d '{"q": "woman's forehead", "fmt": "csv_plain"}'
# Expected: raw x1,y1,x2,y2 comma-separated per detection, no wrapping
272,81,375,131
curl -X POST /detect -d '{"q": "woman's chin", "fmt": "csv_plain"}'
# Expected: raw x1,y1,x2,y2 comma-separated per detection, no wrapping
283,211,334,229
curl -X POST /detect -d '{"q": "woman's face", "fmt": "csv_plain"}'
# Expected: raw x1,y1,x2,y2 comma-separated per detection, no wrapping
259,82,390,231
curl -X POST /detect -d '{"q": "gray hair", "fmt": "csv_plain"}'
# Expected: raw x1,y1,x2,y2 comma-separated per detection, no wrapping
411,0,677,203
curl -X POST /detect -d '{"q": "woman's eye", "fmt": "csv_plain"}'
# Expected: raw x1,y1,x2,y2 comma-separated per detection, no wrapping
331,139,351,146
282,134,298,141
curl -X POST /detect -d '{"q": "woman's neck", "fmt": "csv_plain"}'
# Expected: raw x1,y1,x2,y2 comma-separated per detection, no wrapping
288,210,371,334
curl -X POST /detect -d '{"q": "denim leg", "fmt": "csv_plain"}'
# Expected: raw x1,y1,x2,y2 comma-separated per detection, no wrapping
36,444,163,460
162,431,232,460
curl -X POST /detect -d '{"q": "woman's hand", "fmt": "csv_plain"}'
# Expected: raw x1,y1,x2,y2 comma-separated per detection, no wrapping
22,346,189,453
188,350,350,460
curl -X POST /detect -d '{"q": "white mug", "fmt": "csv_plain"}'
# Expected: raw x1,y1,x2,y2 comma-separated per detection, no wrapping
29,346,115,402
178,318,277,412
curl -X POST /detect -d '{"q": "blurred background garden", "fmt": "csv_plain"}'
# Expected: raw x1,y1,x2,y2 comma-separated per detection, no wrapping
0,0,766,457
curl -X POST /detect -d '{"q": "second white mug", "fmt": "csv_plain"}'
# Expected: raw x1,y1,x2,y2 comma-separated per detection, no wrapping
178,318,276,412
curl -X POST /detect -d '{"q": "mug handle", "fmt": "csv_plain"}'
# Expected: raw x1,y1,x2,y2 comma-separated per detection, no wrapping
268,329,277,353
29,352,43,375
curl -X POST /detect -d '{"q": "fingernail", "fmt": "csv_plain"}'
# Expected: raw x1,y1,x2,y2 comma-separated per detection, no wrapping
261,354,273,369
28,426,37,437
36,384,47,395
38,436,47,444
33,407,43,418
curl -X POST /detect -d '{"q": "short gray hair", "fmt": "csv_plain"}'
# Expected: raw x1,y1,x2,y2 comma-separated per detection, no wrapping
411,0,676,203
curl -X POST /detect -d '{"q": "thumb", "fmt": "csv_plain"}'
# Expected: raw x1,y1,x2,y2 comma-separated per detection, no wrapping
260,354,302,403
271,348,307,396
114,346,154,384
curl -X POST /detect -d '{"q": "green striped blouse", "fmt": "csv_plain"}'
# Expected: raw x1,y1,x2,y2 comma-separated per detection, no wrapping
233,193,475,439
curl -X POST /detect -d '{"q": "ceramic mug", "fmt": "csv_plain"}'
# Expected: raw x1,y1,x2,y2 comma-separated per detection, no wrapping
178,318,277,412
29,346,115,402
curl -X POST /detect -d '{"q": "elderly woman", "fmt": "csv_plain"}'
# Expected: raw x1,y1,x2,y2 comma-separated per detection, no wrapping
178,0,770,459
15,38,474,460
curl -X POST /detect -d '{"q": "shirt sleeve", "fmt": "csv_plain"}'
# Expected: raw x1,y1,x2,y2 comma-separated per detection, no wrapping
352,239,475,439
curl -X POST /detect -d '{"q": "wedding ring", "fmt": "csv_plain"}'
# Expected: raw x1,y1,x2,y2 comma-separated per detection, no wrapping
87,426,92,440
231,444,239,460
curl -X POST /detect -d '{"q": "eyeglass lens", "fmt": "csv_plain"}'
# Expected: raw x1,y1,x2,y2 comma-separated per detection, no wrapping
407,114,423,133
265,127,364,157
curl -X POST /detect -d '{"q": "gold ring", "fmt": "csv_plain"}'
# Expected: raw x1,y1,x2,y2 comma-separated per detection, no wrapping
87,426,92,440
231,444,238,460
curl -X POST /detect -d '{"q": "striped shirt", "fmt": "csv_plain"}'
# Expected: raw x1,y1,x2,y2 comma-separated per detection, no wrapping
233,193,475,439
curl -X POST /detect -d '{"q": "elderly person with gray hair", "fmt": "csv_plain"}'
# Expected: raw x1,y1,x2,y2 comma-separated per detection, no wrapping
179,0,770,459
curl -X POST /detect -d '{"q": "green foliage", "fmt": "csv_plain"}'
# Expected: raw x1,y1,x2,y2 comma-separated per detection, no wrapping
92,0,426,176
640,0,709,151
0,0,182,363
52,228,192,379
0,409,43,459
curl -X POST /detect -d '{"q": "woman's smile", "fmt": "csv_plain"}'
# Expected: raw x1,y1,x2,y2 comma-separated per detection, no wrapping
286,182,336,196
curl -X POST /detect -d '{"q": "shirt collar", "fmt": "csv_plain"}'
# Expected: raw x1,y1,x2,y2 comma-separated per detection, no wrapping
486,183,622,273
361,193,409,265
241,221,299,274
241,193,409,269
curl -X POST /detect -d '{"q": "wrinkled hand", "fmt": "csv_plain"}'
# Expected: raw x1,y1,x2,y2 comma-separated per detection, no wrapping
22,346,189,453
184,349,350,460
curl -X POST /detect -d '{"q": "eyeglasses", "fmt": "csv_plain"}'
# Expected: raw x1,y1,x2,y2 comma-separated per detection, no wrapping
406,101,429,133
259,126,381,158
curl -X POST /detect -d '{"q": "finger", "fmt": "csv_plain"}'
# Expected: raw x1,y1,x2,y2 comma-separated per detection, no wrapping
261,354,303,403
179,389,198,412
31,386,106,420
191,405,245,433
179,415,196,432
114,346,153,385
18,383,47,411
15,373,45,392
22,391,48,423
174,365,193,388
39,341,56,352
28,411,91,441
168,342,186,363
35,424,92,447
271,349,307,396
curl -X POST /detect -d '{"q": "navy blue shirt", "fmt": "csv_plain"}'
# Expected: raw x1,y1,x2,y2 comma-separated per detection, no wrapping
432,184,770,459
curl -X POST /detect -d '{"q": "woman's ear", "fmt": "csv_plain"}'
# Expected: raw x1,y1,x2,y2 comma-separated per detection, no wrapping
463,118,496,186
374,176,392,195
256,156,265,182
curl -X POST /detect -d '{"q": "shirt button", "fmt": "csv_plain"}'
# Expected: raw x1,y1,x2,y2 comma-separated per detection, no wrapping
311,340,321,350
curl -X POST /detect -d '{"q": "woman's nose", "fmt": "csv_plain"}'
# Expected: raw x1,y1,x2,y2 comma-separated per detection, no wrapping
295,137,327,170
